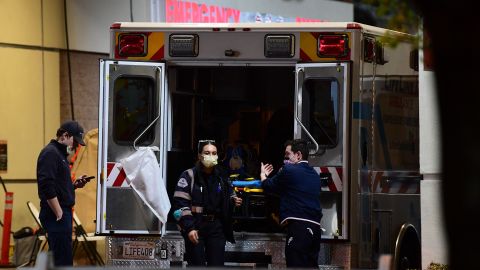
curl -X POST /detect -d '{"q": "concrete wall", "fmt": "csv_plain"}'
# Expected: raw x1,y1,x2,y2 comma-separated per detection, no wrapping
0,0,64,259
59,51,106,131
0,0,144,261
0,0,65,48
0,49,60,179
66,0,150,53
0,1,106,264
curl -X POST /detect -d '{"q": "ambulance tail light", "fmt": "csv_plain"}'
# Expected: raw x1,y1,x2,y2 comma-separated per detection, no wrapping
317,34,349,58
118,34,147,57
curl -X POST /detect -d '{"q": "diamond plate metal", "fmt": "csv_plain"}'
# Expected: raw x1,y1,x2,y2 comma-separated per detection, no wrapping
105,235,351,269
226,238,286,265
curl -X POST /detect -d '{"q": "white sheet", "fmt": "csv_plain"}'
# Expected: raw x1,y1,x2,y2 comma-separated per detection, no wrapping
120,147,171,224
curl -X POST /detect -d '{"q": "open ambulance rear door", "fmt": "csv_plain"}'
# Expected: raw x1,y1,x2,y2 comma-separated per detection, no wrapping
294,62,350,240
96,60,169,235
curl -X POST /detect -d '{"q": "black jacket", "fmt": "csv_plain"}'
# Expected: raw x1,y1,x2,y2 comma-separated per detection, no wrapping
37,140,75,208
173,164,236,243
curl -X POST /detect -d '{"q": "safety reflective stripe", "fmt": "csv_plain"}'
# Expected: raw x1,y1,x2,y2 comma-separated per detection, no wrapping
187,169,194,193
174,191,191,200
181,209,192,216
191,206,203,213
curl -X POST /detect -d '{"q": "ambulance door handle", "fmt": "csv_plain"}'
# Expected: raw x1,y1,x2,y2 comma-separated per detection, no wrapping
133,114,160,150
295,116,319,155
132,66,163,150
295,67,304,110
295,67,319,155
295,67,304,103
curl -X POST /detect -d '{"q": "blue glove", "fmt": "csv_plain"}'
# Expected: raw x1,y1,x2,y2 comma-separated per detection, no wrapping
232,180,262,188
173,209,182,221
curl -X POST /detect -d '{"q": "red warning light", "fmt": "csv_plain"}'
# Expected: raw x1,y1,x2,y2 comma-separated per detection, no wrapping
317,34,349,58
118,34,147,57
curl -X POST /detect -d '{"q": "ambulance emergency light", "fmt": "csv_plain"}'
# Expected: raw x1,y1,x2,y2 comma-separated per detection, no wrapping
118,34,147,57
317,34,349,58
264,34,295,58
363,37,375,63
169,34,199,57
363,37,387,64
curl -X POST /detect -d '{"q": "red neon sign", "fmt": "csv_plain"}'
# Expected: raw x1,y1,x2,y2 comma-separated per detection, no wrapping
166,0,240,23
165,0,326,23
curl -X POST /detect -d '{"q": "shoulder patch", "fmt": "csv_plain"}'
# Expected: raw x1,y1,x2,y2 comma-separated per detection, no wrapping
177,178,188,188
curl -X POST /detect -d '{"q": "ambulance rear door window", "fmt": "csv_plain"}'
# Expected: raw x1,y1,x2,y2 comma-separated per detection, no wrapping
303,79,339,148
112,76,156,145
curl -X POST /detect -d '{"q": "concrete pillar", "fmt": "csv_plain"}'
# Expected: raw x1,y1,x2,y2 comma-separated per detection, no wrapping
419,37,448,268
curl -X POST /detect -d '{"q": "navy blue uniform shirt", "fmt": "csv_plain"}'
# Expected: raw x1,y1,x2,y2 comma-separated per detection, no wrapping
37,140,75,208
261,161,322,225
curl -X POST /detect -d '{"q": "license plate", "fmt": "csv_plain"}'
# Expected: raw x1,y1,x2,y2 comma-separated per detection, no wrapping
122,241,156,260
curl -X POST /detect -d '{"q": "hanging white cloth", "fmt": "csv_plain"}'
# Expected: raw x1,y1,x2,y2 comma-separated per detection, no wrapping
120,147,171,224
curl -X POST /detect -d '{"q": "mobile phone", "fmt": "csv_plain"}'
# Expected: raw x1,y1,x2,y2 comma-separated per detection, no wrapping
84,176,95,181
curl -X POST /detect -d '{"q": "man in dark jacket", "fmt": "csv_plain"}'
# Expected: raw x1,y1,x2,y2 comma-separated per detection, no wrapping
260,139,322,268
36,120,91,266
173,140,242,267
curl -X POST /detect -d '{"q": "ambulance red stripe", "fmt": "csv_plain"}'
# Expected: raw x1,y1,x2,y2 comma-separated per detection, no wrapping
106,162,128,187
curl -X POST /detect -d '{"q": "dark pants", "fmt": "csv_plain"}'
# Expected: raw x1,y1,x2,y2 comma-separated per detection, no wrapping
184,219,226,267
39,206,73,266
285,219,321,268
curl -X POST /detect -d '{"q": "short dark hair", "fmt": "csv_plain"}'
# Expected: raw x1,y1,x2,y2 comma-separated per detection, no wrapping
286,139,310,160
198,140,217,153
284,140,293,149
56,128,68,138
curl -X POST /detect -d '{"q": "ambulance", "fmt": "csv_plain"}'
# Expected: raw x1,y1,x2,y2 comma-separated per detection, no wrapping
95,22,421,269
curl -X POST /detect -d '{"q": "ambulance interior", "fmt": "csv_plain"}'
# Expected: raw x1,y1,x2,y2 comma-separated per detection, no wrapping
166,66,294,232
165,65,342,235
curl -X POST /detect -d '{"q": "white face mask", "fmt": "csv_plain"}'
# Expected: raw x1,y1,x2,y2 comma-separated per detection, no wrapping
67,146,75,155
201,154,218,168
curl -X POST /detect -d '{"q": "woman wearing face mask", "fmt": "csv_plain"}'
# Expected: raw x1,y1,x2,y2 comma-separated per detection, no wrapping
173,140,242,267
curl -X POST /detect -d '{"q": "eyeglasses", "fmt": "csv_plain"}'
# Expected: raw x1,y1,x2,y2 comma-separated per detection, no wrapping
197,139,215,151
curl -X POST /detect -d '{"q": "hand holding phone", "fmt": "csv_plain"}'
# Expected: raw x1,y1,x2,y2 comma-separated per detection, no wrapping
74,176,94,189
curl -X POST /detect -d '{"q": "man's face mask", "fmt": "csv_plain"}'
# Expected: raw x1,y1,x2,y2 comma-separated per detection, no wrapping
284,145,300,165
67,146,76,155
67,140,78,155
283,158,294,165
201,154,218,168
